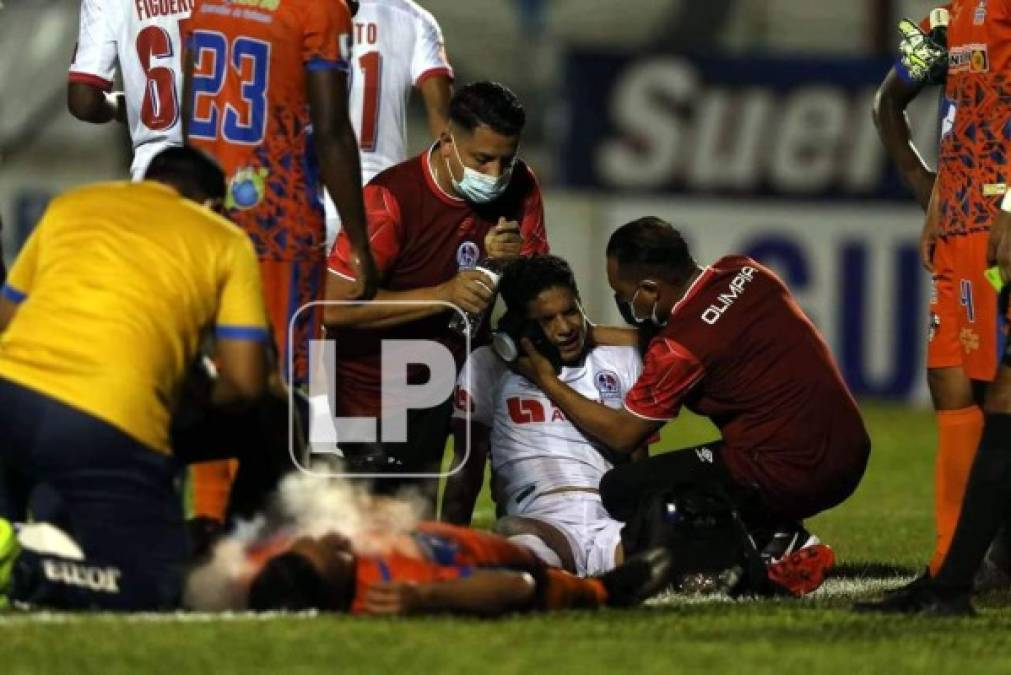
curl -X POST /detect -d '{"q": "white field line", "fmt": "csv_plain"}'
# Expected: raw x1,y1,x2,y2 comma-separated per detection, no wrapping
0,576,913,624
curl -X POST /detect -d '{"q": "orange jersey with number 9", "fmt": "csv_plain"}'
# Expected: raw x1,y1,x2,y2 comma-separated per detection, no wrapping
183,0,353,261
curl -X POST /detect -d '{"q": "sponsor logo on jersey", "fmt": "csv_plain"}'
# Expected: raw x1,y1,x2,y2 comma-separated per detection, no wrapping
227,167,269,211
594,370,622,400
695,446,714,463
456,241,480,269
949,44,989,73
701,266,756,325
42,559,122,594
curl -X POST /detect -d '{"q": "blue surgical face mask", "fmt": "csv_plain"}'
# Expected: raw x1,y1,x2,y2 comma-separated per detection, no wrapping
447,137,514,204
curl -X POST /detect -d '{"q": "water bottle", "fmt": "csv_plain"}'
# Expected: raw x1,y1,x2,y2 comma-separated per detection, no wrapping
448,258,505,338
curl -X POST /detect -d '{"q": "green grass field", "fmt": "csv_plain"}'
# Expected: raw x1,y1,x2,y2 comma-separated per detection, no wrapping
4,402,1011,674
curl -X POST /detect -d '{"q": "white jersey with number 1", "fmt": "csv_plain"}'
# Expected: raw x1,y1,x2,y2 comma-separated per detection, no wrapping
323,0,453,250
69,0,191,180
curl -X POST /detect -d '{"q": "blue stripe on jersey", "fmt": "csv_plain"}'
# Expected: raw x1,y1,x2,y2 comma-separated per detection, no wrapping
1,284,27,304
215,325,269,341
377,560,391,582
306,58,349,72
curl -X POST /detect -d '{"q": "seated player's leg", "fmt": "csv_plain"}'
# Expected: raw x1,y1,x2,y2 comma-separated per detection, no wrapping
493,514,575,572
926,236,987,575
499,492,623,576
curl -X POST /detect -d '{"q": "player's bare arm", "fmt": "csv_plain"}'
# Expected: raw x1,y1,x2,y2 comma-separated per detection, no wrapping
306,68,379,300
872,68,933,210
322,267,493,330
517,338,661,455
921,179,942,272
441,418,490,525
211,338,268,404
0,296,18,334
363,570,536,616
419,74,453,140
67,83,126,125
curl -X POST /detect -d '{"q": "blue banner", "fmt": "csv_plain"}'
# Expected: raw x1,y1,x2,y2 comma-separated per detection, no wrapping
561,51,938,201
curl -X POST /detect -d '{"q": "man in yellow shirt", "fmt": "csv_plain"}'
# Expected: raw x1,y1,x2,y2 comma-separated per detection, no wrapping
0,146,269,610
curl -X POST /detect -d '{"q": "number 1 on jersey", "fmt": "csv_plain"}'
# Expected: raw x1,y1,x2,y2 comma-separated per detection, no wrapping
357,51,382,152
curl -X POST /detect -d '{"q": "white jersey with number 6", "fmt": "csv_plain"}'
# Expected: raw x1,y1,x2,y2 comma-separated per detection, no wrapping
69,0,192,179
323,0,453,248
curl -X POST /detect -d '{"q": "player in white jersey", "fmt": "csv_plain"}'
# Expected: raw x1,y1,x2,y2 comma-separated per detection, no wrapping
443,256,645,577
68,0,192,179
323,0,453,251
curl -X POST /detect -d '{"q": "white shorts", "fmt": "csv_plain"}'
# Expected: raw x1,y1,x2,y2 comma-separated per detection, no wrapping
510,491,622,577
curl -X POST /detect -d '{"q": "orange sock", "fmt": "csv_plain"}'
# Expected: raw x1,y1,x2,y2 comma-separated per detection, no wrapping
929,406,984,575
190,459,239,522
539,568,608,610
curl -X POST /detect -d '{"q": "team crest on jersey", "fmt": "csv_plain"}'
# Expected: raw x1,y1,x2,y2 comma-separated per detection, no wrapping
456,241,480,269
594,371,622,400
226,167,269,211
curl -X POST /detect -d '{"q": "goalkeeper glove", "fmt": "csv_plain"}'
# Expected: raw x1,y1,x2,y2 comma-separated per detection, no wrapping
896,12,949,85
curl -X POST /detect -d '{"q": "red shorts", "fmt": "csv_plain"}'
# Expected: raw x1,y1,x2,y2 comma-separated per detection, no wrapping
927,233,1007,382
258,257,324,386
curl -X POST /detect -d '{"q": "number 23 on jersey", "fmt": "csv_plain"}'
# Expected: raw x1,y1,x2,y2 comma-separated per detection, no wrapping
189,30,271,145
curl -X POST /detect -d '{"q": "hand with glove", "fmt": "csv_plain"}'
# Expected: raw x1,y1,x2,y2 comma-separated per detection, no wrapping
896,8,950,85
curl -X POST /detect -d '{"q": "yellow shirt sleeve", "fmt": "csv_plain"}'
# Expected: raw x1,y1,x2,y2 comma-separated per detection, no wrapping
3,223,42,303
215,234,269,341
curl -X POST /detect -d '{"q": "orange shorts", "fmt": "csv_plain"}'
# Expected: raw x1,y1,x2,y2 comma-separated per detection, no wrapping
927,233,1007,381
258,257,324,386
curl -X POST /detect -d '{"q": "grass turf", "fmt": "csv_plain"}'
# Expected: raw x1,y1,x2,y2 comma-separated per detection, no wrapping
4,402,1011,675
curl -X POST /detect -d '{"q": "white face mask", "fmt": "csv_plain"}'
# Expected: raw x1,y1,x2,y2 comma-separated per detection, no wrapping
447,137,514,204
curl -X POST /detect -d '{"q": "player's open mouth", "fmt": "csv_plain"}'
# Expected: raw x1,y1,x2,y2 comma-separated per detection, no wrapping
557,334,581,351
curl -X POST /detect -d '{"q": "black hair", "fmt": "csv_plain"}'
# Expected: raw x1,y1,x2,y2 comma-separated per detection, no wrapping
499,254,579,314
449,81,526,137
606,217,696,282
144,145,226,203
248,552,333,613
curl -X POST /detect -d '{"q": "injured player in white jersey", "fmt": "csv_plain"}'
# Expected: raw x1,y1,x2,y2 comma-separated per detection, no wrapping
442,255,646,576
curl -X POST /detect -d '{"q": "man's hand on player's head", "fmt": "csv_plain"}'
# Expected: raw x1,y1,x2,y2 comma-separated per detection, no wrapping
484,217,523,259
348,248,380,300
439,269,495,315
516,336,558,386
897,18,947,84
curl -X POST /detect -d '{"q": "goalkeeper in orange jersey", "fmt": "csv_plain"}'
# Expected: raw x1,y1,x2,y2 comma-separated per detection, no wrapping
874,2,1011,578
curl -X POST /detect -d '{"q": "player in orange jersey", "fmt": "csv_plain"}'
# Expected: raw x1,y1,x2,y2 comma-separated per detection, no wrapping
875,1,1011,576
181,0,379,521
182,0,378,380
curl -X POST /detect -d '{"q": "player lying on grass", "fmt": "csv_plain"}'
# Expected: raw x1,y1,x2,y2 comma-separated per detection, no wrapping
442,255,644,576
243,521,673,615
513,218,871,589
